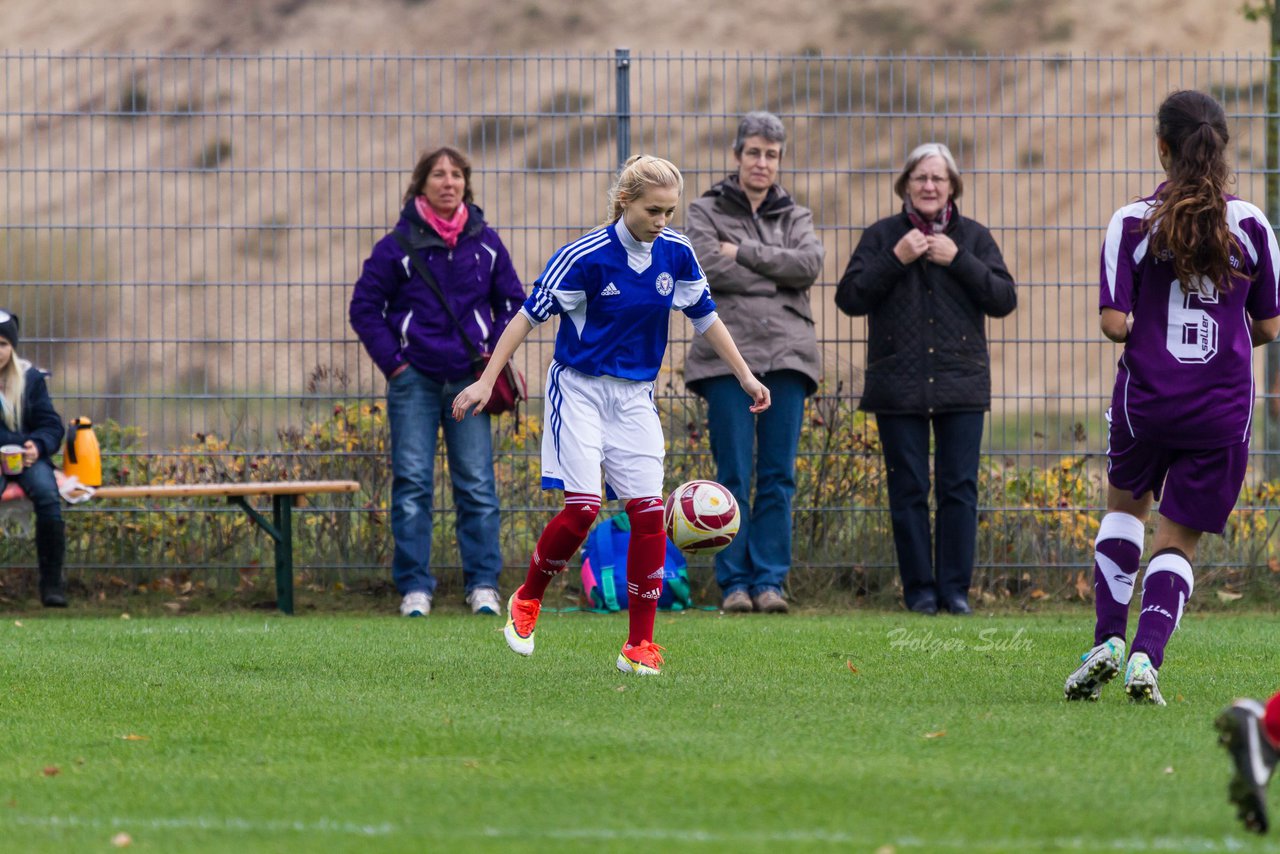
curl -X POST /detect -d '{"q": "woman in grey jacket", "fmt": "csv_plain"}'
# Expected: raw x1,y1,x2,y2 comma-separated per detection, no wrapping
836,142,1015,616
684,112,825,613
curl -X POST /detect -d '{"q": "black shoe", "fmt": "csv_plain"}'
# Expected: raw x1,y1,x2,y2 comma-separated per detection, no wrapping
1216,699,1276,834
942,596,972,615
40,587,68,608
908,598,938,616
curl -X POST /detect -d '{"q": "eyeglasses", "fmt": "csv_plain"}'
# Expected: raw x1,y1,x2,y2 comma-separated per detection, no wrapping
909,174,950,186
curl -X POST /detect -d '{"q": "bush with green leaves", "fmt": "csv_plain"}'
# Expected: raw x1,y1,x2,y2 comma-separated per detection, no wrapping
2,392,1279,608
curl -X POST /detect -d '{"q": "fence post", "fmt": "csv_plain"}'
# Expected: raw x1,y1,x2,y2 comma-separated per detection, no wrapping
1268,16,1280,479
615,48,632,167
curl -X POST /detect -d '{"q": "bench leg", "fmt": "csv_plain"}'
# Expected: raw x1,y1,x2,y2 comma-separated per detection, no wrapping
273,494,295,616
228,495,294,616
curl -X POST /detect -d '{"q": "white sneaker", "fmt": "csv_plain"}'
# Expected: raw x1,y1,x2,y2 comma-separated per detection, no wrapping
1124,652,1166,706
400,591,431,617
466,587,502,616
1064,637,1125,701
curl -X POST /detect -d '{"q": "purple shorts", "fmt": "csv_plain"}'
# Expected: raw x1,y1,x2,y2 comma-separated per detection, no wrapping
1107,420,1248,534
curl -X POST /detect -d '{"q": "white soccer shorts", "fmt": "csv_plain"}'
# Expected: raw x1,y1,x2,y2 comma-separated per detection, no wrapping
540,361,665,500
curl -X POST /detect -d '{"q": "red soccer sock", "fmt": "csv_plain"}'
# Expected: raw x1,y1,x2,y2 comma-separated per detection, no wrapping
519,492,600,602
624,496,666,647
1264,691,1280,749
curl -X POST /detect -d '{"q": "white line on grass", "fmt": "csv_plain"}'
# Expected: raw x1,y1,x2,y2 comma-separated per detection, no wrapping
472,827,1279,851
9,814,394,836
11,817,1276,850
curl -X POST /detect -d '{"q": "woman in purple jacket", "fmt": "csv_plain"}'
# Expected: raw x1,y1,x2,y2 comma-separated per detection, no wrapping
350,147,525,618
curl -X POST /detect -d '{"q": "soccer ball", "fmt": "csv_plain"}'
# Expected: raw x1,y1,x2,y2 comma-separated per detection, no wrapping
664,480,740,555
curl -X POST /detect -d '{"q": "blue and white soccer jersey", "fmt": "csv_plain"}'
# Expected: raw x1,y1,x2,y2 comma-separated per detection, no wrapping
522,221,719,496
522,221,718,381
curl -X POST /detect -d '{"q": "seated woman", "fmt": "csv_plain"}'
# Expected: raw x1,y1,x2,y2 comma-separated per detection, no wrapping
0,309,68,606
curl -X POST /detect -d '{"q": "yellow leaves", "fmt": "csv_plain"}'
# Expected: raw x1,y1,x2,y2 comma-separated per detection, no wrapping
120,734,149,741
111,832,133,847
845,660,859,674
41,766,59,776
1216,589,1244,603
922,730,946,739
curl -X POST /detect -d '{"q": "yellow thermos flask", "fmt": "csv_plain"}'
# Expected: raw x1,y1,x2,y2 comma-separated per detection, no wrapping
64,417,102,487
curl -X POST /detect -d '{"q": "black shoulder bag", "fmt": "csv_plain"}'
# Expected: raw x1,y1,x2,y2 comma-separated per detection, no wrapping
392,230,525,415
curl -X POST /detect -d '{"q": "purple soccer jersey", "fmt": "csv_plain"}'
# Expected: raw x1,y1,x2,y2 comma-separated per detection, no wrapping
1100,189,1280,448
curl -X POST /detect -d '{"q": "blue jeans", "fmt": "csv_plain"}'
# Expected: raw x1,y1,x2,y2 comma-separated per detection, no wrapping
387,366,502,597
4,458,61,521
700,371,808,597
876,412,985,609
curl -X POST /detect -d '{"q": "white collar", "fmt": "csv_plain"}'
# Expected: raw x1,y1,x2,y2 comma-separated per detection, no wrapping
613,221,655,274
614,220,654,253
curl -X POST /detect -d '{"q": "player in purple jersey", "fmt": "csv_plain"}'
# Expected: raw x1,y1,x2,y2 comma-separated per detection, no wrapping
1064,90,1280,705
452,154,769,676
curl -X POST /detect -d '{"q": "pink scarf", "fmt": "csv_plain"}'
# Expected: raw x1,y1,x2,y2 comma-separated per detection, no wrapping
415,197,469,248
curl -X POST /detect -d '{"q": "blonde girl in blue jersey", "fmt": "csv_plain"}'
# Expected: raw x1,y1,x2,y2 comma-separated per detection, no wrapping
453,154,770,675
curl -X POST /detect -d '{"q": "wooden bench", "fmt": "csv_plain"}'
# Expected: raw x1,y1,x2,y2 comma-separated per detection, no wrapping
1,480,362,614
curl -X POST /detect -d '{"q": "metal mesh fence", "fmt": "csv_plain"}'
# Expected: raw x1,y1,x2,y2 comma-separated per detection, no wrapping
1,52,1276,585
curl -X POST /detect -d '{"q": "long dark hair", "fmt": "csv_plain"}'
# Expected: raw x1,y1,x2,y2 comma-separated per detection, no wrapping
402,146,474,207
1142,90,1246,294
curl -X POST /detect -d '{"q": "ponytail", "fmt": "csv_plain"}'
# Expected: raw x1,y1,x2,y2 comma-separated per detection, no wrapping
1142,90,1246,294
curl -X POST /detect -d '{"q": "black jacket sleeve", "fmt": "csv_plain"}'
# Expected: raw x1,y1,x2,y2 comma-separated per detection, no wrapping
949,224,1017,318
835,219,909,316
0,369,66,459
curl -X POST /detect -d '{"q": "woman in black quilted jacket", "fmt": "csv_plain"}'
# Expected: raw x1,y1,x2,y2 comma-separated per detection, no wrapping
836,143,1016,616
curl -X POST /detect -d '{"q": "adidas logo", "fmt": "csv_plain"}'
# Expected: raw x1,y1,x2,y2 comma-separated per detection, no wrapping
601,282,621,296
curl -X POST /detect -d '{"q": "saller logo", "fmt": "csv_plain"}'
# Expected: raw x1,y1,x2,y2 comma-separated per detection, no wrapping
655,272,674,295
1141,604,1173,621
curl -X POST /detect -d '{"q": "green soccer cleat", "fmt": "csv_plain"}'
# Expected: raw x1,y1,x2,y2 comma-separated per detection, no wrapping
1064,637,1125,701
1124,652,1166,706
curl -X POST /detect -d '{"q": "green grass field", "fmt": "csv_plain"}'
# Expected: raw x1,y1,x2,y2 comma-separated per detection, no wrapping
4,609,1280,852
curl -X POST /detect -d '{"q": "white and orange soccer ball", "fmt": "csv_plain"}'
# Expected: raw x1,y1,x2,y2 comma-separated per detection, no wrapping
664,479,740,555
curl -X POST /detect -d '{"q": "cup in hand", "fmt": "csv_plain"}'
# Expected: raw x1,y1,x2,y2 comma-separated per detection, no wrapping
0,445,23,476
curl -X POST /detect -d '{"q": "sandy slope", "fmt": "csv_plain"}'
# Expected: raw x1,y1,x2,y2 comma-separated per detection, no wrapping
0,0,1266,56
0,1,1271,445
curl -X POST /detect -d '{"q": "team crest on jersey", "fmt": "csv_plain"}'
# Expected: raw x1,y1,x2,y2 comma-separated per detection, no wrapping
655,272,674,296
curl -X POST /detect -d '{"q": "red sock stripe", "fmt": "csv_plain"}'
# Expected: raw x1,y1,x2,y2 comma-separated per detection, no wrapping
625,496,665,646
520,492,600,602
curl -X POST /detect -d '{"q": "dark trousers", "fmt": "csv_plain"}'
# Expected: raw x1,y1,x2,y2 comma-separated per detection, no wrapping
876,412,984,609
